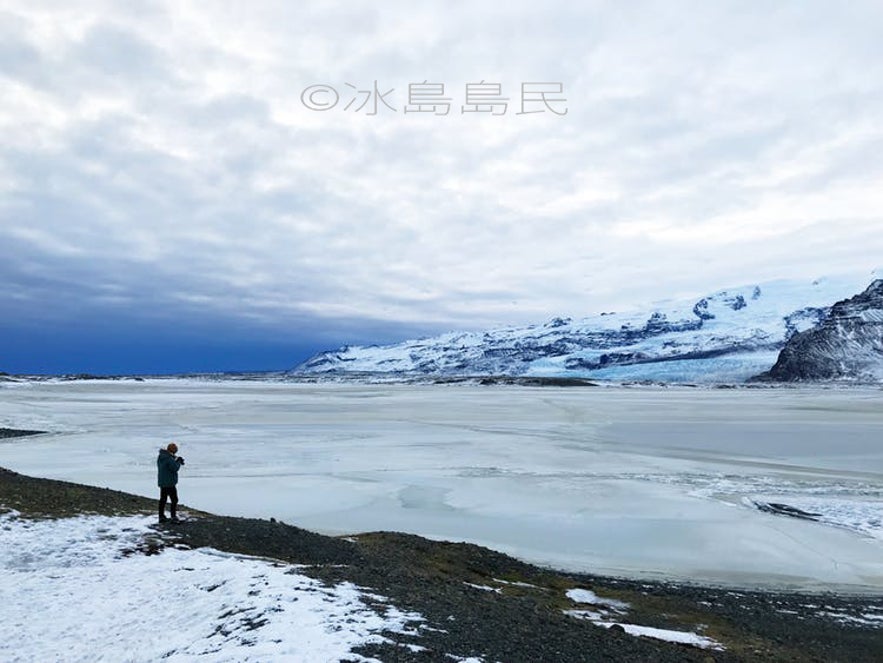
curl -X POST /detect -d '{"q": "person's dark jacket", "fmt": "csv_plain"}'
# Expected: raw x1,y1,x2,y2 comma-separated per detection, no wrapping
157,448,183,487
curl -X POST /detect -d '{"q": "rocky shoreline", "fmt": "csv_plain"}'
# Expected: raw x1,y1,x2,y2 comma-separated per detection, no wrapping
1,433,881,661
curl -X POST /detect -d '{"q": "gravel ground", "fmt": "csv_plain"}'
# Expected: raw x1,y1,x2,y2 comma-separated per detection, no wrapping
1,432,881,662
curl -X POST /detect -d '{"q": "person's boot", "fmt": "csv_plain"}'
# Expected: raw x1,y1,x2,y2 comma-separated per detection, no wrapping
158,504,168,523
169,507,180,524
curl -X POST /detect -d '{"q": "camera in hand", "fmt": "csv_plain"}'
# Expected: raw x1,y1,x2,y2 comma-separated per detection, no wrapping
177,457,185,465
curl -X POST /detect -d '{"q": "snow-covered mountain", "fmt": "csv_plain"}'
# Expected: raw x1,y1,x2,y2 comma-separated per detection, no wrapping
755,279,883,383
294,274,881,383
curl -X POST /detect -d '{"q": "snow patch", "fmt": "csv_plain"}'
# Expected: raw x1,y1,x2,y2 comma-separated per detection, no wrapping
565,586,724,650
492,578,539,589
594,622,724,650
566,588,630,611
0,513,423,662
563,608,607,621
819,611,883,628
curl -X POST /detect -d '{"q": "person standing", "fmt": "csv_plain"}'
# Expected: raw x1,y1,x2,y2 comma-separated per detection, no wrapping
157,442,185,523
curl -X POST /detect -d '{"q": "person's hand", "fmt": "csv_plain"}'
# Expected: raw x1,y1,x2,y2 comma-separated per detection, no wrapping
177,457,185,465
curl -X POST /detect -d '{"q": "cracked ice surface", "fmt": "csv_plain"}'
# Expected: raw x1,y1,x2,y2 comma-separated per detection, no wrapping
1,379,882,591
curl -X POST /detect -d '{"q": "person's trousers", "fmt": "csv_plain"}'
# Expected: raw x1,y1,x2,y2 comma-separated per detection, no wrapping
159,486,178,520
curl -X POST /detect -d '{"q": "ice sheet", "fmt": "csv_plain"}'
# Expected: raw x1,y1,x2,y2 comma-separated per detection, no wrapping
1,380,882,591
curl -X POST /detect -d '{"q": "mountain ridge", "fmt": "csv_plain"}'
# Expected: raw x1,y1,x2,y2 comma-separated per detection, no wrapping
294,273,881,383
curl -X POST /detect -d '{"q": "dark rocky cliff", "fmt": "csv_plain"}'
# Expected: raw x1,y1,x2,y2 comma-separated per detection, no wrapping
754,280,883,382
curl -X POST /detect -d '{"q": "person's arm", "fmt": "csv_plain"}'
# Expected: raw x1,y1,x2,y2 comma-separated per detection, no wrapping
162,454,180,477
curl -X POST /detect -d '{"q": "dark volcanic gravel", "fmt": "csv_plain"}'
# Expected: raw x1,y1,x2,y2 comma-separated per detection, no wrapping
1,451,881,662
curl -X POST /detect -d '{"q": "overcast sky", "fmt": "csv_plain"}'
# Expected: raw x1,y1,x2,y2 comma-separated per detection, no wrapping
2,1,882,373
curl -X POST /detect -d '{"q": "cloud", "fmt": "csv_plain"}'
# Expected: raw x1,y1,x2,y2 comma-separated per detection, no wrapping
1,0,882,370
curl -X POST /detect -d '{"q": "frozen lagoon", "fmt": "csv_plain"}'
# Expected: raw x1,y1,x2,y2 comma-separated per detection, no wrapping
1,379,881,592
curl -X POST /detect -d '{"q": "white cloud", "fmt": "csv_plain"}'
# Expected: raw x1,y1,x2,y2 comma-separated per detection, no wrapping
1,0,882,343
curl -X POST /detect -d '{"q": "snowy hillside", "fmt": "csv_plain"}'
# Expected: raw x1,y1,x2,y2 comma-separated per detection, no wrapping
0,513,422,662
295,273,881,383
757,279,883,383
